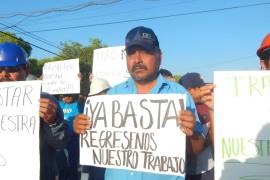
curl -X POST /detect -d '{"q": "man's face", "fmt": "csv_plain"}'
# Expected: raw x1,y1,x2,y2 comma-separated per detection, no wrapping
126,46,161,83
62,95,75,104
0,65,28,82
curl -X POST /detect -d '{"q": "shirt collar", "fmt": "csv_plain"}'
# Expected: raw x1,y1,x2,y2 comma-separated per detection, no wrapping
125,73,169,93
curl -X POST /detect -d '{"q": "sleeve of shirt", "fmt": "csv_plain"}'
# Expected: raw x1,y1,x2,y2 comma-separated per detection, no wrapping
40,93,70,149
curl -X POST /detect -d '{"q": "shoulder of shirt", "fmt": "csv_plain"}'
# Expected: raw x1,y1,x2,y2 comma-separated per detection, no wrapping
107,77,190,95
162,78,189,94
107,79,131,95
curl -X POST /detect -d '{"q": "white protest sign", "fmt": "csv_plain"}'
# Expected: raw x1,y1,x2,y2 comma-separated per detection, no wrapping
42,59,80,94
92,46,130,87
80,94,186,177
214,71,270,180
0,80,41,180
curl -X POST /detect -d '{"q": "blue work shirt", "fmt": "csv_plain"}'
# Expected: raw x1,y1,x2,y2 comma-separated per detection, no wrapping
105,74,204,180
59,100,83,134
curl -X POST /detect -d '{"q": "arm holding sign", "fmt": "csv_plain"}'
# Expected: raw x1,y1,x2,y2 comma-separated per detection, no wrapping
40,93,69,149
179,110,205,155
199,83,215,146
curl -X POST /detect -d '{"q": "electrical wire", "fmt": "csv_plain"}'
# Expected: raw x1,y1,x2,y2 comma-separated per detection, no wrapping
16,1,270,34
20,0,196,27
0,0,123,18
0,31,64,58
0,22,62,51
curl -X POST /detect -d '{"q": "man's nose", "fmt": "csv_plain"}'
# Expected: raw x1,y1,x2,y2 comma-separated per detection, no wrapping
134,50,143,63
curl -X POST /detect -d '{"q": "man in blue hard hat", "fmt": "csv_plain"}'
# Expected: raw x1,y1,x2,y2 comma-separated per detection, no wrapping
0,42,69,180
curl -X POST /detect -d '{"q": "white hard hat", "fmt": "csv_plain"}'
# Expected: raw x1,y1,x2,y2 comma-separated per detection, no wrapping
89,78,111,96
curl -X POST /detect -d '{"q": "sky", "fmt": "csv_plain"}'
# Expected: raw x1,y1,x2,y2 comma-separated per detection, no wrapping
0,0,269,82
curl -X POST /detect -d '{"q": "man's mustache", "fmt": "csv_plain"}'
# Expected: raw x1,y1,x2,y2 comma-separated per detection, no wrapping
132,64,147,72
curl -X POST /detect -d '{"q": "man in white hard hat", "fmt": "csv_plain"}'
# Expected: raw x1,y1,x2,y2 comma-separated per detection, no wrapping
88,78,111,96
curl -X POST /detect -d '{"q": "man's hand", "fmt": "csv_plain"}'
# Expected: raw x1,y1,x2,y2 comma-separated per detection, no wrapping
200,83,215,145
39,98,58,124
199,84,215,110
73,114,92,134
178,110,195,136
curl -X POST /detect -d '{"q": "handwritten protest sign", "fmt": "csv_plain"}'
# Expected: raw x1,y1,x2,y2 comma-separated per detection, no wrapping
214,71,270,180
42,59,80,94
92,46,130,86
0,81,41,180
80,94,186,177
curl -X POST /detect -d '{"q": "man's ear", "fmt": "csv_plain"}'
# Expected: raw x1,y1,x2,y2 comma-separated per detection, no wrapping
188,88,194,94
260,60,267,70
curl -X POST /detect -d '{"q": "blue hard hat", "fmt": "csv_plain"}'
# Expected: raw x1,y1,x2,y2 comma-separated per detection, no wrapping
0,42,28,67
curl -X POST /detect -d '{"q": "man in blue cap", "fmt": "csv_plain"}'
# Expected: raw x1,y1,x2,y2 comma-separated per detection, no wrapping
179,73,214,180
0,42,69,180
74,26,207,180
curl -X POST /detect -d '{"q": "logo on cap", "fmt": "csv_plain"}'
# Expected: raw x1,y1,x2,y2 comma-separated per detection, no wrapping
142,32,153,40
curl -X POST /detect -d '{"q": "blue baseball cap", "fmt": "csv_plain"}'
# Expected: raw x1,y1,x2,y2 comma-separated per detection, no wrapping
179,73,205,89
125,26,159,52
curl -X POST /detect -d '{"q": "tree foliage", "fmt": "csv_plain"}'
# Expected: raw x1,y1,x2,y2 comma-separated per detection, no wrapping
173,74,181,82
54,38,107,95
0,32,107,95
0,32,32,56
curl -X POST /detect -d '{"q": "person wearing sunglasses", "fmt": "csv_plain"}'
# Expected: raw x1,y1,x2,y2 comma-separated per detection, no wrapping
0,42,69,180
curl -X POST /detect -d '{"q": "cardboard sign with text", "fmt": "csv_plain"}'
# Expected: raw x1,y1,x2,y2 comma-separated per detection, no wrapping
92,46,130,87
214,71,270,180
80,94,186,177
42,59,80,94
0,81,41,180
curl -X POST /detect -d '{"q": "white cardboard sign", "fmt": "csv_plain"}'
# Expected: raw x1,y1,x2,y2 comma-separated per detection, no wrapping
42,59,80,94
0,80,41,180
92,46,130,87
214,71,270,180
80,94,186,177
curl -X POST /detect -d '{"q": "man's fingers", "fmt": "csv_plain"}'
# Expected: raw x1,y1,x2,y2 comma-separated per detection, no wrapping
40,98,57,110
179,120,194,129
73,114,92,134
179,111,194,122
180,127,193,136
75,124,91,131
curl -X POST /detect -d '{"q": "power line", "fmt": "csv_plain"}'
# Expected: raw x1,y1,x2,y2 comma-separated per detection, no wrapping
20,0,136,25
20,0,196,27
0,31,64,58
0,22,62,51
0,0,123,18
17,1,270,34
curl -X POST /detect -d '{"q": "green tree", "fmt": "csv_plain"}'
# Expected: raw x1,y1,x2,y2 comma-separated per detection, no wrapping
56,38,106,95
173,74,181,82
28,58,39,76
0,31,32,56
